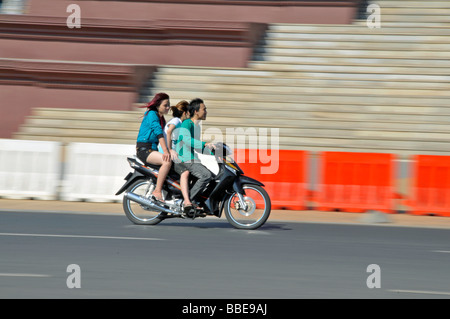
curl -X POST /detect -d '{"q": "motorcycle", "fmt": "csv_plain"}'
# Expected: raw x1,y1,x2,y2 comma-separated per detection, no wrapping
115,143,271,230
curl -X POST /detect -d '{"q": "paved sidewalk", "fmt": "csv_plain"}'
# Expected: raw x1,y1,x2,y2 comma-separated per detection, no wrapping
1,199,450,229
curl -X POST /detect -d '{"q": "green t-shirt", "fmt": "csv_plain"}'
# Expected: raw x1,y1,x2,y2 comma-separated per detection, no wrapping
176,119,206,163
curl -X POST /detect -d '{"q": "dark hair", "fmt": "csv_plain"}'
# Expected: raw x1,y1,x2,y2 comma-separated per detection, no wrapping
171,100,189,118
143,92,169,112
188,98,204,117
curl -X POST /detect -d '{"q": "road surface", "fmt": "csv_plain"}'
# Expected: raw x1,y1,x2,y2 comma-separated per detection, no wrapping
0,211,449,299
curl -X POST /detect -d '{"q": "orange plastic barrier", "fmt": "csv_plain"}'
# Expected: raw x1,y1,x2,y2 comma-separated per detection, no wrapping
404,155,450,217
313,152,396,213
234,149,309,210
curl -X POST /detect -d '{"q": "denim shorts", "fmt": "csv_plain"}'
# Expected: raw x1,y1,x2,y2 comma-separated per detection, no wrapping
136,143,155,164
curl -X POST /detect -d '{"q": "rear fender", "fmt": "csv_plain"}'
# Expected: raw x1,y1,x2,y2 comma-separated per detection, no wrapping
115,170,146,195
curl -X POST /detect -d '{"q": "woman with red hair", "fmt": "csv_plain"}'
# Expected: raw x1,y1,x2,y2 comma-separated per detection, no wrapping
136,92,172,202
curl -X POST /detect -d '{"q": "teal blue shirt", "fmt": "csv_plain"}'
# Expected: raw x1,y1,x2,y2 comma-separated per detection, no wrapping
136,110,164,150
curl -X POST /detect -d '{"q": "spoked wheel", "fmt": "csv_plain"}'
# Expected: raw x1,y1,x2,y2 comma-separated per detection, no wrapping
225,184,271,230
123,179,163,225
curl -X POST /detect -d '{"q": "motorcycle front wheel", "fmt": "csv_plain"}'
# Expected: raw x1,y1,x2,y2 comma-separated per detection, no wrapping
123,179,163,225
224,184,271,230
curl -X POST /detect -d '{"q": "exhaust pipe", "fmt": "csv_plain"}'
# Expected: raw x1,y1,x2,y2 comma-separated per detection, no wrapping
124,192,176,215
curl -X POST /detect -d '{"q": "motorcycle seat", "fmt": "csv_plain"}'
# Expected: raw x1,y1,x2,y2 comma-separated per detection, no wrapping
144,163,162,170
131,155,184,181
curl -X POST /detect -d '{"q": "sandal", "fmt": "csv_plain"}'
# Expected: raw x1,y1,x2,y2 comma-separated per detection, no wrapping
151,194,165,203
183,204,193,214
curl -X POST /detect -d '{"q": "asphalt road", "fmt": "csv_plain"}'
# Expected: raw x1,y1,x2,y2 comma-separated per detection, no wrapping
0,211,449,299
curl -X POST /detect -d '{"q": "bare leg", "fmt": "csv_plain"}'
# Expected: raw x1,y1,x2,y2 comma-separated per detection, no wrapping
180,171,192,206
146,151,172,200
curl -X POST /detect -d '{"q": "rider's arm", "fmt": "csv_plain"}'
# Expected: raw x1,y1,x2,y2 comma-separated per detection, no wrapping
166,124,178,158
148,111,164,140
166,124,176,150
178,122,206,151
158,135,171,162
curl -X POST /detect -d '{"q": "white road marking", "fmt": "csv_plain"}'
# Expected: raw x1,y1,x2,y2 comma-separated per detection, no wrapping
432,250,450,254
0,273,50,278
389,289,450,296
0,232,165,241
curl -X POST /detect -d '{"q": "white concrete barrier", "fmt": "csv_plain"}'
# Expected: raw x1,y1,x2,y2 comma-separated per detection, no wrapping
0,140,221,203
61,142,135,202
0,139,61,200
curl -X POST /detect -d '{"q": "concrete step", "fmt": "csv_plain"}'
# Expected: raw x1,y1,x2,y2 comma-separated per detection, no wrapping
31,108,141,121
145,88,450,108
200,128,450,154
22,103,450,127
254,47,450,60
14,108,142,145
248,61,450,76
202,108,450,125
275,136,450,154
24,116,140,131
262,39,450,51
215,113,450,128
267,24,450,35
155,65,450,83
380,14,450,23
151,79,450,98
12,133,135,145
263,32,450,43
23,114,450,138
143,95,450,122
352,20,450,28
381,8,450,15
203,127,450,144
225,128,450,144
153,74,450,90
23,109,450,132
252,55,450,68
29,102,450,123
374,1,450,9
15,126,137,140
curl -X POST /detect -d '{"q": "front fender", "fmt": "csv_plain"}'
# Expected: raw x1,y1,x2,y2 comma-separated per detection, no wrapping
218,193,231,218
219,176,265,218
233,175,265,194
115,170,145,195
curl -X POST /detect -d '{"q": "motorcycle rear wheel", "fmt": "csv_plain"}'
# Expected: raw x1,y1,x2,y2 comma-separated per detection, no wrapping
123,179,163,225
224,184,271,230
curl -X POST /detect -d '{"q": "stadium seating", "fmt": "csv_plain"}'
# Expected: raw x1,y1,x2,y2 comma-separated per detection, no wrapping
13,0,450,157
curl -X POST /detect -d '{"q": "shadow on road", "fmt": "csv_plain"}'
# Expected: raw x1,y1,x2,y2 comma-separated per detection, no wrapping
152,219,293,231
